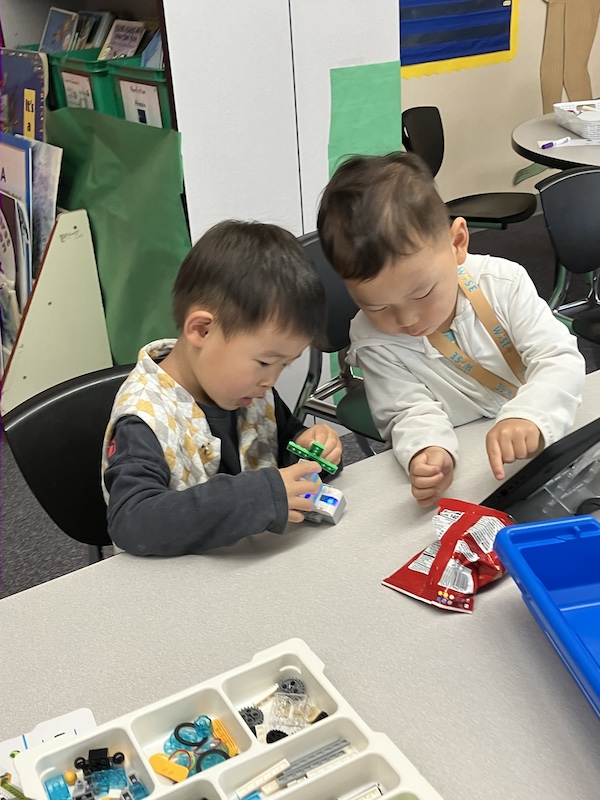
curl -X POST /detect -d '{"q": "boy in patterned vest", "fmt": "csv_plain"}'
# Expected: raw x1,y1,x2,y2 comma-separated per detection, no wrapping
101,220,342,555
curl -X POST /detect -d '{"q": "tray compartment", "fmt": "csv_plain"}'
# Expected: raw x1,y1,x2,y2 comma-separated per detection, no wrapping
221,650,339,739
218,715,368,797
141,777,226,800
130,687,251,784
277,751,403,799
32,726,155,798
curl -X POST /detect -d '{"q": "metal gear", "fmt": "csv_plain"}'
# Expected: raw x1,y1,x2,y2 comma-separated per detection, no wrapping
266,729,289,744
278,677,306,695
239,705,264,727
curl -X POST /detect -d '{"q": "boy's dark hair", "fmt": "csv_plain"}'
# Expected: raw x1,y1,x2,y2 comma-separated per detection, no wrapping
317,151,450,281
173,220,325,343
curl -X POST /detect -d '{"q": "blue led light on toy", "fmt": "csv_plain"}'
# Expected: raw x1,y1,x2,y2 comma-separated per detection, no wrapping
322,496,338,505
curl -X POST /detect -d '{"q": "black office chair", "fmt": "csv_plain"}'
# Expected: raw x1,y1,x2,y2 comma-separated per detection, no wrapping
2,363,133,564
294,232,385,457
535,166,600,343
402,106,538,229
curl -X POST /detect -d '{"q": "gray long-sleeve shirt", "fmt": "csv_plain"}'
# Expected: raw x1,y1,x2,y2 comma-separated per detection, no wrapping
104,391,321,556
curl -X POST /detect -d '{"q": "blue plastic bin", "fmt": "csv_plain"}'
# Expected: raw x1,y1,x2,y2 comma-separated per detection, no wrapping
495,515,600,718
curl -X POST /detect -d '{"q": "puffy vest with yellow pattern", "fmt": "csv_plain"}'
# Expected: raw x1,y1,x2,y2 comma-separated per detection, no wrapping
101,340,278,502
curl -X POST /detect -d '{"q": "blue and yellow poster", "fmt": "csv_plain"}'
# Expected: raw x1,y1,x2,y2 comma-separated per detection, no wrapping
400,0,519,78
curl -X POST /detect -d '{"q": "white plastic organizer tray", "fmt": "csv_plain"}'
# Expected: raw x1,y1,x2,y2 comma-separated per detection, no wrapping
15,639,444,800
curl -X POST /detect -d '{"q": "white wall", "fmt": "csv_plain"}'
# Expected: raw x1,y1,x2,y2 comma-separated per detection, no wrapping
291,0,400,232
162,0,303,242
401,1,600,200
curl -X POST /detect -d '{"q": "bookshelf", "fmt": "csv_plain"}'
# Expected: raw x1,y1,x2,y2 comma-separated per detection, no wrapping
1,209,112,414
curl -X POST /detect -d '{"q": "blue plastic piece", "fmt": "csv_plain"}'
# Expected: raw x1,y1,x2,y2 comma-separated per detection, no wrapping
108,768,128,790
127,778,149,800
192,715,213,739
495,515,600,718
90,771,110,795
44,776,71,800
239,794,262,800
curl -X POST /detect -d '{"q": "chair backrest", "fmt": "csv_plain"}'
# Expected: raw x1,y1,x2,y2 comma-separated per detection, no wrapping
299,231,359,354
2,364,133,547
535,167,600,275
402,106,445,178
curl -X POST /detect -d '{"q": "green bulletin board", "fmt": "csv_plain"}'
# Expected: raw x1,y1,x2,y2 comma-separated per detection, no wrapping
328,60,402,178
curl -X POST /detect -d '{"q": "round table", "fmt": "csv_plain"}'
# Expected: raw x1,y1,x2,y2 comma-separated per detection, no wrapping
512,112,600,169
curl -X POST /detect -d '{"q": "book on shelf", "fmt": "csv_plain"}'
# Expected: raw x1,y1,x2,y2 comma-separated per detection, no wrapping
73,10,102,50
0,133,33,312
1,191,30,310
0,48,48,141
90,11,116,49
98,19,146,60
30,139,63,279
32,9,161,64
0,132,62,372
141,28,164,70
39,6,79,54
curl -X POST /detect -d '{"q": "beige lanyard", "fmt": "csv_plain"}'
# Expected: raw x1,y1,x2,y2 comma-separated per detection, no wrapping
427,266,526,400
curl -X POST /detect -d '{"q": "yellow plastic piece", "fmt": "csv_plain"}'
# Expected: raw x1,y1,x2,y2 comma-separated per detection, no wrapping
148,754,189,782
212,719,239,757
64,772,77,786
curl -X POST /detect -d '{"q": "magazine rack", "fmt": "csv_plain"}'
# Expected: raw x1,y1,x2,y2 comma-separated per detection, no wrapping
1,209,112,414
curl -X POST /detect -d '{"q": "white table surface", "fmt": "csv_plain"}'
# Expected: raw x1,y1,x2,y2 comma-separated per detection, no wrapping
3,371,600,800
512,113,600,169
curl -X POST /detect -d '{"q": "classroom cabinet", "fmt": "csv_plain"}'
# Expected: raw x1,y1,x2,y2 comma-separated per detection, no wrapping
5,0,399,239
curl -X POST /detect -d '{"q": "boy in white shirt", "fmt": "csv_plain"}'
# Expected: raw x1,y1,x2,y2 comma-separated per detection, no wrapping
317,152,585,506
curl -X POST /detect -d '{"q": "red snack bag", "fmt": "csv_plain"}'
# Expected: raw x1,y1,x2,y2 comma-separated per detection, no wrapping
383,498,513,613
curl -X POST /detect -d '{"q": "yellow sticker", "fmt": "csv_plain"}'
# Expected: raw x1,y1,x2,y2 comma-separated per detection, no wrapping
23,89,35,139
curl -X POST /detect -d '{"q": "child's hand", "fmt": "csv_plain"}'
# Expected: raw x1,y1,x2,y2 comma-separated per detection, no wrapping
486,418,542,480
409,447,454,507
295,424,342,465
278,461,322,523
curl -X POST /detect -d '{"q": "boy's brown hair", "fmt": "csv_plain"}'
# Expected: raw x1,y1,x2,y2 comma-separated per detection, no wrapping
317,151,450,281
173,220,325,343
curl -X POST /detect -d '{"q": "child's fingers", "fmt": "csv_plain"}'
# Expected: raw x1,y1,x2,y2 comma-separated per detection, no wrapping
486,436,505,480
288,510,306,523
411,472,444,490
298,425,342,465
292,498,317,513
411,485,438,506
323,441,342,465
301,423,329,444
410,459,442,478
499,437,516,465
286,460,322,479
288,493,317,513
